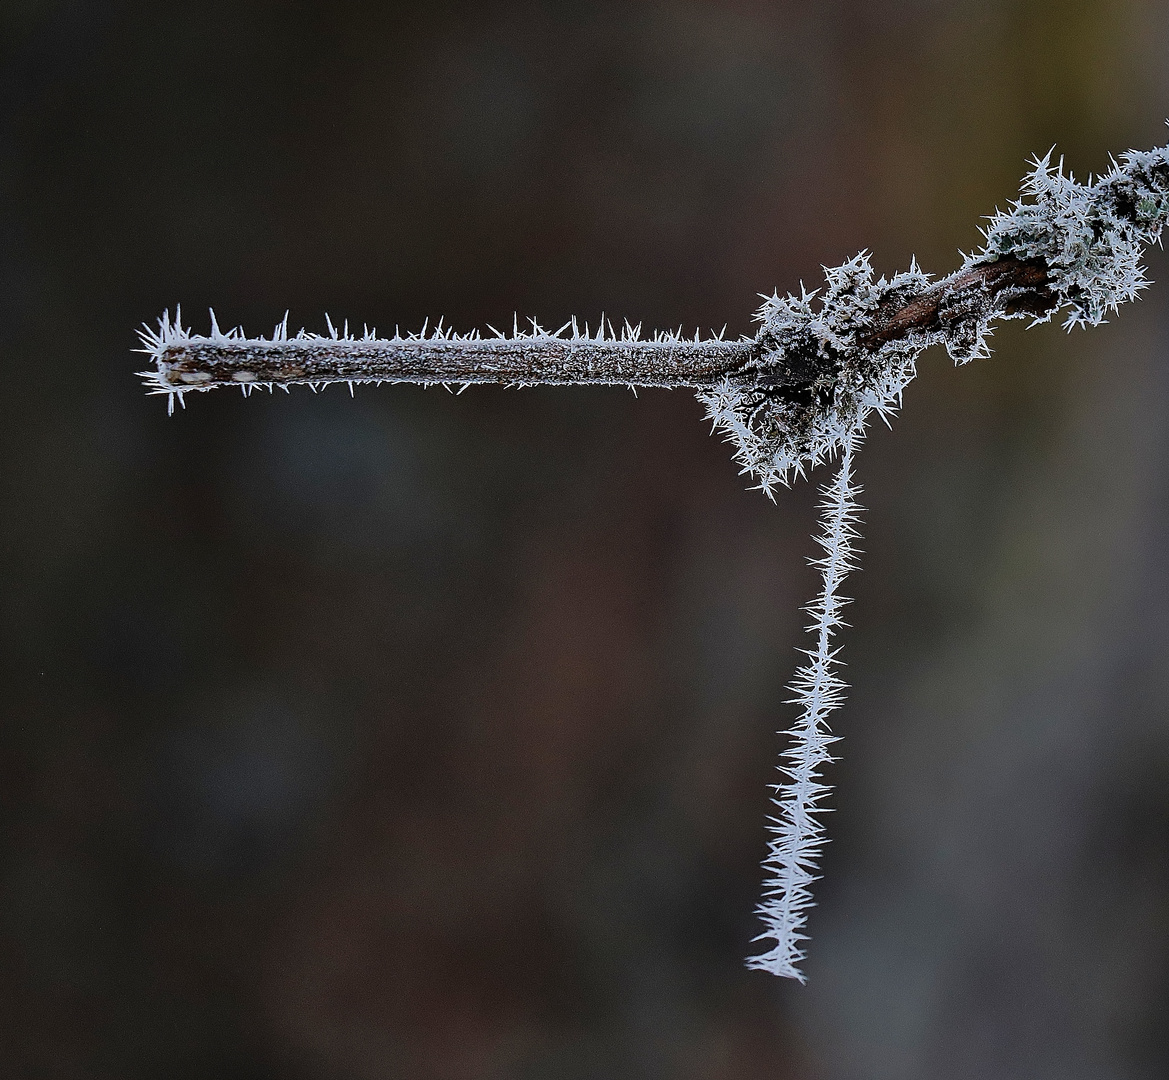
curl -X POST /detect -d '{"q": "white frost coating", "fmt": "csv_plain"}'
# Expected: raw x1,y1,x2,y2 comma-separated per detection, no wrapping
700,139,1169,495
137,305,724,357
731,138,1169,980
979,145,1169,328
137,305,752,414
747,435,862,981
698,252,933,496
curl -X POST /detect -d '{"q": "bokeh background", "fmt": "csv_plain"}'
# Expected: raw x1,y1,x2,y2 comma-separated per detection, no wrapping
5,1,1169,1077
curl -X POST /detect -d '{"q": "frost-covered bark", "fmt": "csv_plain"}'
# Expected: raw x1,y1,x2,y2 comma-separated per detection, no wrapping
140,312,754,415
141,140,1169,492
701,143,1169,494
138,133,1169,981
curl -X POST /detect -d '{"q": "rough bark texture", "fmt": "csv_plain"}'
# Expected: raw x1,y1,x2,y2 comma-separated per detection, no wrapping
859,255,1056,347
154,335,757,391
145,255,1057,400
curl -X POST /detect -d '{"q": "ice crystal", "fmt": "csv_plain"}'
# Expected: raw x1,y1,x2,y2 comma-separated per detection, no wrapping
138,306,753,415
697,253,933,496
699,138,1169,495
980,145,1169,328
747,435,862,980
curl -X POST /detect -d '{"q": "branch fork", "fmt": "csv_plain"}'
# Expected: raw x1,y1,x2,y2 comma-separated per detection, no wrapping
139,134,1169,979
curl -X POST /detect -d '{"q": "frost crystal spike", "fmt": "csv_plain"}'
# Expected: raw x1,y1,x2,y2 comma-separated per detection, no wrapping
140,134,1169,980
748,436,861,980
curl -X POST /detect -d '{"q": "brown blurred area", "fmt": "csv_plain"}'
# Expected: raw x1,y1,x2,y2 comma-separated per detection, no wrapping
4,1,1169,1077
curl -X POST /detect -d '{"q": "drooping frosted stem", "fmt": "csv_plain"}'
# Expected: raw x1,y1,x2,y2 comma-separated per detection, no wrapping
747,436,863,981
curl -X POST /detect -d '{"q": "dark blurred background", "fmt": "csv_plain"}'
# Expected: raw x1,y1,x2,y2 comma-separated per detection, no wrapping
4,1,1169,1077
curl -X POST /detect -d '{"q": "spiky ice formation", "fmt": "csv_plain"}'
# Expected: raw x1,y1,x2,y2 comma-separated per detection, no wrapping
700,138,1169,495
137,306,754,415
980,144,1169,328
747,436,863,981
697,253,934,496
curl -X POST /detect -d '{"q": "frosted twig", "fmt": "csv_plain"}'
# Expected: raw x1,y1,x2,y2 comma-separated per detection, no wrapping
138,132,1169,980
747,435,862,981
140,139,1169,490
138,313,755,415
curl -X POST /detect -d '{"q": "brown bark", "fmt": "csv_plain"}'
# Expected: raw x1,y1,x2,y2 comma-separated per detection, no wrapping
150,256,1057,396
